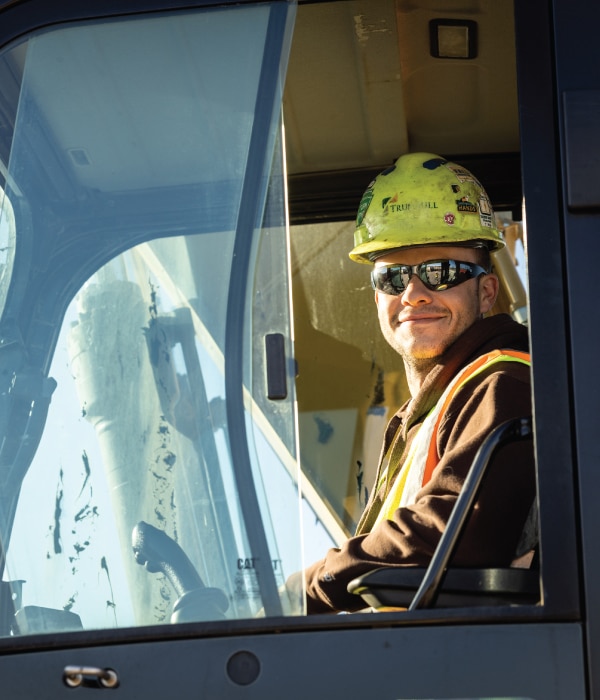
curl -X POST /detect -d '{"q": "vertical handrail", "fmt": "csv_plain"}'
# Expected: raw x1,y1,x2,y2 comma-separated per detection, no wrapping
224,2,294,617
409,416,533,610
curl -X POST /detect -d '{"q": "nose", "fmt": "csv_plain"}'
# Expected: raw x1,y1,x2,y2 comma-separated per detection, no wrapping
400,274,433,306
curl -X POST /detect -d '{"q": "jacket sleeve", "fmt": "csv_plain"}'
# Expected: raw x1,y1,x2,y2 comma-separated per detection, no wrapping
299,363,535,614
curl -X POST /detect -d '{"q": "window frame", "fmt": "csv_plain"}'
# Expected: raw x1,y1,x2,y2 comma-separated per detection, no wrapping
0,0,586,652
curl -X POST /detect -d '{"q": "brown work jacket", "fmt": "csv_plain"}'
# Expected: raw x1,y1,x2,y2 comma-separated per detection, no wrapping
303,314,534,613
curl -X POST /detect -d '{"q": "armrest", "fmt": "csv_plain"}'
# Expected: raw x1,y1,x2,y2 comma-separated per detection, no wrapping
348,565,540,610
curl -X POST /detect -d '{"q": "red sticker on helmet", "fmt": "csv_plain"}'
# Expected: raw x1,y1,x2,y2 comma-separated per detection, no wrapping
444,212,455,225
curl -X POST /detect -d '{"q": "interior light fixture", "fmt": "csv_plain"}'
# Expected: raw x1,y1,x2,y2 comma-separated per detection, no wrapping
429,19,478,59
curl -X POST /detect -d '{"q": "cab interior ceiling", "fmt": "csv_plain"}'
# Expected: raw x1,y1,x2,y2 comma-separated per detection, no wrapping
285,0,521,224
0,0,521,225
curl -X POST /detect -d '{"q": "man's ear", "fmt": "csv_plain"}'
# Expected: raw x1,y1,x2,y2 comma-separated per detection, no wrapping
479,273,500,314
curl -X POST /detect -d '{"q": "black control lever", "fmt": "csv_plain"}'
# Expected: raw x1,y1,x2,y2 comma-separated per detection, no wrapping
132,521,204,596
132,521,228,622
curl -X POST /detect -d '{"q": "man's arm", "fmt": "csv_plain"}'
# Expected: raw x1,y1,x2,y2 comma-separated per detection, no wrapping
299,364,534,614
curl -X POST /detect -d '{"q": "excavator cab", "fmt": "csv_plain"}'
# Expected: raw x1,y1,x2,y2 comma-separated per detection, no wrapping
0,0,598,698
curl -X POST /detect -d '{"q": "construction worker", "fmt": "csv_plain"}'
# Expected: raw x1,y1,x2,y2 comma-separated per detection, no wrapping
297,152,535,613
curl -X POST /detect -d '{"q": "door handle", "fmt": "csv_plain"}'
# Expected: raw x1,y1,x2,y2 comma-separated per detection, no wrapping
63,665,119,689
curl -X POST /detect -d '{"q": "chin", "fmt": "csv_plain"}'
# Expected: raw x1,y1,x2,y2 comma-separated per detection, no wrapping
400,337,445,356
397,344,443,361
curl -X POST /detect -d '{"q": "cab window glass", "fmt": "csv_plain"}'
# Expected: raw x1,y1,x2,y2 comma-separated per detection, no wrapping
0,3,302,635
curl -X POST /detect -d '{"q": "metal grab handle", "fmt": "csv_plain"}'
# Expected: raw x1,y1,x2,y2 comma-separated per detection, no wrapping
63,665,119,689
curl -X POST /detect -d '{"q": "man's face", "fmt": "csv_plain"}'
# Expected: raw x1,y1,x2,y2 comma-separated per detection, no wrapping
374,245,499,366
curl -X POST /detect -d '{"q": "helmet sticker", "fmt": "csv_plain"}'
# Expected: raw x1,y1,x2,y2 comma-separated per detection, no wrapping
444,212,455,225
356,183,375,226
382,193,398,209
422,157,447,170
445,163,476,183
478,193,494,228
456,197,478,214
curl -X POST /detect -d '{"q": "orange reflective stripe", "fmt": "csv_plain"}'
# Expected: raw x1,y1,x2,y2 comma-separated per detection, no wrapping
421,349,531,488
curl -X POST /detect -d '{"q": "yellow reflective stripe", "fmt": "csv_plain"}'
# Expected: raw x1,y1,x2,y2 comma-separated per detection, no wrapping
373,426,422,528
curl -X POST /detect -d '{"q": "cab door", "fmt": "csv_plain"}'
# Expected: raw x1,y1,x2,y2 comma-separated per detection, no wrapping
0,1,312,695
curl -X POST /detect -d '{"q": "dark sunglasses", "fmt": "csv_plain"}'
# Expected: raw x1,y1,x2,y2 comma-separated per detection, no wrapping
371,259,489,296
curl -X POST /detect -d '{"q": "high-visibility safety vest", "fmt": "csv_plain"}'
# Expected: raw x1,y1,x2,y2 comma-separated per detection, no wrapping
373,349,531,527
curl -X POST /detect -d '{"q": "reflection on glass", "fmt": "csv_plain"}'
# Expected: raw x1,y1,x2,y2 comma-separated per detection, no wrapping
0,188,15,321
6,229,302,631
0,2,302,635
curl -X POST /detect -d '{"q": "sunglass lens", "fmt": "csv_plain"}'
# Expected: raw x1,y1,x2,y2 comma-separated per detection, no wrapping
423,262,445,289
372,260,482,295
391,267,410,293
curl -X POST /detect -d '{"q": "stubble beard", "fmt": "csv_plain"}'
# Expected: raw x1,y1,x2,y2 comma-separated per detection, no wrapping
385,281,483,385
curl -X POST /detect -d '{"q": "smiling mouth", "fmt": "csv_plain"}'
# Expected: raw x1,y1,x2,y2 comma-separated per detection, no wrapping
400,315,444,324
